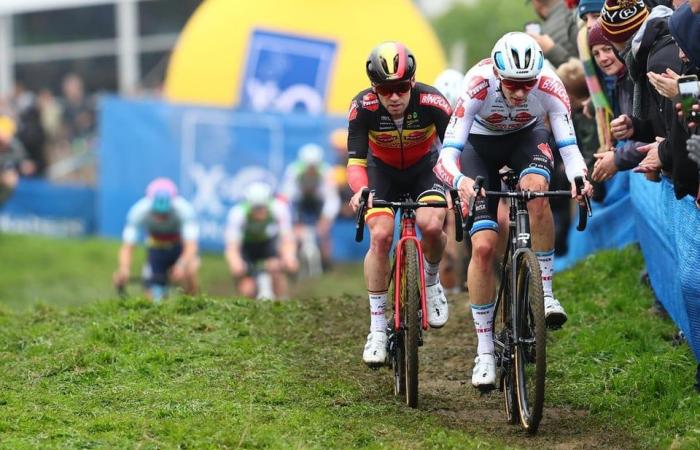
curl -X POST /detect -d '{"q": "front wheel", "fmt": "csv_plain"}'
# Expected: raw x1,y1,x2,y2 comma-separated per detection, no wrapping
494,262,518,425
400,240,420,408
513,250,546,433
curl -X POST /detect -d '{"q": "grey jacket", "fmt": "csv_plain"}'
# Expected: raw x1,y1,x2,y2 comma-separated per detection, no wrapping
542,1,579,67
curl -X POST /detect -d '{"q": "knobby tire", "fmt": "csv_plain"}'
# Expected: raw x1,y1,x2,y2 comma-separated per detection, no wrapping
401,240,420,408
513,250,546,433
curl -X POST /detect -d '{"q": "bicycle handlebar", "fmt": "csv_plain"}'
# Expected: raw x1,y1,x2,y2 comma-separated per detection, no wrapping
465,175,593,232
354,189,464,242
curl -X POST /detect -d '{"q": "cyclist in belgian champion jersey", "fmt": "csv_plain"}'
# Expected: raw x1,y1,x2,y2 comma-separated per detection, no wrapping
434,32,592,389
347,42,454,366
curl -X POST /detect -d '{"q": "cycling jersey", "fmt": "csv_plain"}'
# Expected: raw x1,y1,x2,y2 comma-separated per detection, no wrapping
346,82,452,192
122,196,198,246
280,161,340,222
434,59,587,188
225,199,292,245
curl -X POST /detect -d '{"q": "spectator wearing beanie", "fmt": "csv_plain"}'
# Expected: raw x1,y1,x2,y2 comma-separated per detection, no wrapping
578,0,606,29
603,0,682,184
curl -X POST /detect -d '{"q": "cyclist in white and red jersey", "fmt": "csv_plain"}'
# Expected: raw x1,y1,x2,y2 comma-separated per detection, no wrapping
347,41,453,367
434,32,592,389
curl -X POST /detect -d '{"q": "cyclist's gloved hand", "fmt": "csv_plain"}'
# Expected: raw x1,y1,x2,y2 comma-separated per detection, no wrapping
349,187,373,212
570,177,593,205
457,176,479,208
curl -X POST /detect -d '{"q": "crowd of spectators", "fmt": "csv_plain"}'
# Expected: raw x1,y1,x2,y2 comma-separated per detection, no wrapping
0,72,97,204
529,0,700,389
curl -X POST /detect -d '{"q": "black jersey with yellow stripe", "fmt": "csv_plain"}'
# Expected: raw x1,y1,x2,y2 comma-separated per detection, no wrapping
347,82,451,171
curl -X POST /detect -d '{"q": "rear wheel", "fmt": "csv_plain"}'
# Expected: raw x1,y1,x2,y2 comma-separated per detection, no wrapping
513,250,546,433
400,240,420,408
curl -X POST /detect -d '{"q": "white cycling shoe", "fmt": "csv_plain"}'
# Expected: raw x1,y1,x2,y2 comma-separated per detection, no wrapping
544,296,568,329
426,282,449,328
362,331,388,367
471,353,496,389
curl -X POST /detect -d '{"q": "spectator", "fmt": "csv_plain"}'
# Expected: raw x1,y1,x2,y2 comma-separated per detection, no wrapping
585,22,647,182
60,73,96,143
527,0,580,67
11,82,45,177
602,0,681,182
578,0,605,28
0,115,29,205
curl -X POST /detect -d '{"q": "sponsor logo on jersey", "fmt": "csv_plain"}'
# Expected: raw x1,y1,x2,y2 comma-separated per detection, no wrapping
362,92,379,111
419,93,452,115
538,142,554,161
467,76,489,101
514,112,533,123
454,98,465,118
348,100,358,121
486,113,505,123
374,133,396,143
404,130,426,141
538,76,571,111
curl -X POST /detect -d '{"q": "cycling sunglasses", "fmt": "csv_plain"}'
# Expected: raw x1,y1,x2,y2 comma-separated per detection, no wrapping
374,81,412,96
500,78,538,91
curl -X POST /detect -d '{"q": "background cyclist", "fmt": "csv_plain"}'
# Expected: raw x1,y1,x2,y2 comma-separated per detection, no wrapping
113,177,200,301
434,32,592,389
347,41,453,366
225,181,298,299
281,143,340,270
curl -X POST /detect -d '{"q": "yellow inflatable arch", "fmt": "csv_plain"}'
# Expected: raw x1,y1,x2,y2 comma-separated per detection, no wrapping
164,0,447,115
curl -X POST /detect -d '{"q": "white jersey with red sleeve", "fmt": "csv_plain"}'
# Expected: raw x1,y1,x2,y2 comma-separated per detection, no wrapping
434,58,587,189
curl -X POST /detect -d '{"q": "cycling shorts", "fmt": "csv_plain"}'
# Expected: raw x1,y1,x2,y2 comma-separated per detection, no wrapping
366,152,446,221
460,121,555,234
145,243,182,286
242,239,278,271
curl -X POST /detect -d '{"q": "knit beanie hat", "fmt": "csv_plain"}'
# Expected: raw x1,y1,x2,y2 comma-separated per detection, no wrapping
588,21,613,48
600,0,649,43
578,0,605,18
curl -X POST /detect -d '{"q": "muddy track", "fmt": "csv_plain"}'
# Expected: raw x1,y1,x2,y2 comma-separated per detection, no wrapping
332,291,636,450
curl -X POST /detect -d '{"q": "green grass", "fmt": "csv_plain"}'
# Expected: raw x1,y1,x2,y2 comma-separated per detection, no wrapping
0,235,697,448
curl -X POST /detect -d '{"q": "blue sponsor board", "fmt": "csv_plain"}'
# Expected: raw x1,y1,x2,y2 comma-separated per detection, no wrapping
98,96,367,258
0,179,95,236
240,29,337,114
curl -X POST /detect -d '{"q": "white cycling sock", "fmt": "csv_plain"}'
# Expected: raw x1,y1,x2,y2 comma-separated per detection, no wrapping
424,256,440,286
369,291,387,332
471,302,495,355
537,250,554,299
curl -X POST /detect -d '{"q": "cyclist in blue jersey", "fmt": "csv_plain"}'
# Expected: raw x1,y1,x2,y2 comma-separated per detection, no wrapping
114,177,199,300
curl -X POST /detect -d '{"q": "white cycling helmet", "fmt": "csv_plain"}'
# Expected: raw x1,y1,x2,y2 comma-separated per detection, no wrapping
433,69,464,108
245,181,273,207
491,32,544,80
298,143,324,166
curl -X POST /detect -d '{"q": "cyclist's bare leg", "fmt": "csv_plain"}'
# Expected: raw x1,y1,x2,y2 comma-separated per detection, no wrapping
316,217,333,267
496,199,510,259
468,230,498,305
416,208,446,264
265,257,287,298
238,276,257,298
439,213,458,291
519,174,554,252
365,214,394,292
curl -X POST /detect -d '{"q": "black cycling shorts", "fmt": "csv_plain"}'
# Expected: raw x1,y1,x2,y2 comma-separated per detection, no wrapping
460,121,555,234
242,239,278,270
366,152,445,220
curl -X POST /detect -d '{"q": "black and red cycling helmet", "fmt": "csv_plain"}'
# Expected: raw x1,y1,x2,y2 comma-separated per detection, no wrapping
365,41,417,84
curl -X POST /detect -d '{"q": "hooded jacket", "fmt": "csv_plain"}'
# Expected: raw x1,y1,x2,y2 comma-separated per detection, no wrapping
665,4,700,199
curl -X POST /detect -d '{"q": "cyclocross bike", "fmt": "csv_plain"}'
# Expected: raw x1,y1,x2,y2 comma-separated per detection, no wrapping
355,189,464,408
466,170,591,433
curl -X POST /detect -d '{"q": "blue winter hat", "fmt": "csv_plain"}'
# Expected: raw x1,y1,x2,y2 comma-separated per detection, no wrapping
578,0,605,18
